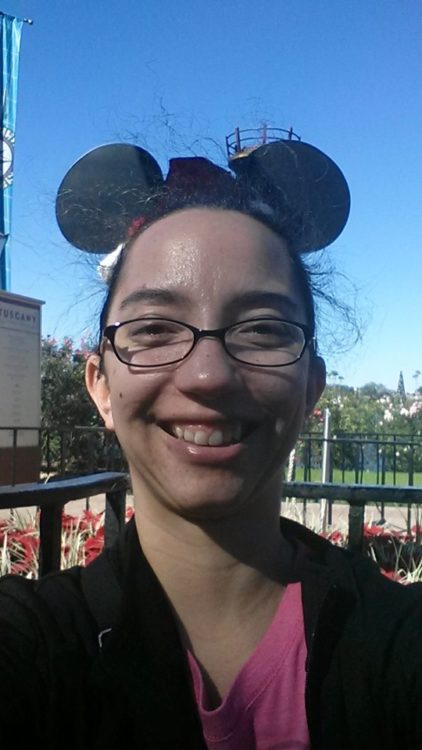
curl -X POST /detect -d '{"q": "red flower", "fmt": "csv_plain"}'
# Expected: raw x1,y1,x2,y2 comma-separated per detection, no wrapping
328,529,345,545
61,513,80,533
364,524,388,537
83,526,105,565
8,530,39,574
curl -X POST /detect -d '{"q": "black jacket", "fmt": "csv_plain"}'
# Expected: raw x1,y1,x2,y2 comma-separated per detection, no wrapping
0,517,420,750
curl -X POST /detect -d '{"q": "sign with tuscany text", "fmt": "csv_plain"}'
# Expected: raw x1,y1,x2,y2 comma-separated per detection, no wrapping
0,291,43,448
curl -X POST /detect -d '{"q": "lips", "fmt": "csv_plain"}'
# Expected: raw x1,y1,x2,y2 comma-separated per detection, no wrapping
160,421,253,447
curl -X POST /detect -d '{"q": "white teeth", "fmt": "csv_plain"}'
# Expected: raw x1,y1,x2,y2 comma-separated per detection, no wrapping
193,431,208,445
170,425,241,446
208,430,224,446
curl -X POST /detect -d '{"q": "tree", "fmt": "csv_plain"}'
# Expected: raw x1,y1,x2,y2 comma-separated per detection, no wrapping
41,336,99,428
327,370,340,385
305,385,386,436
359,382,389,398
40,337,116,474
397,371,406,399
303,382,422,477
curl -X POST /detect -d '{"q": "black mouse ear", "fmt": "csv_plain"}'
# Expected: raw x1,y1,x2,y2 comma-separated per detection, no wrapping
229,139,350,252
56,143,163,253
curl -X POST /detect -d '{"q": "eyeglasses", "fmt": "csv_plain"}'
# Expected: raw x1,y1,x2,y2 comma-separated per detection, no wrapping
102,316,313,368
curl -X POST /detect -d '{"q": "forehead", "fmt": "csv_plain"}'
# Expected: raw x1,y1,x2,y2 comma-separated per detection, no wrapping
111,208,302,317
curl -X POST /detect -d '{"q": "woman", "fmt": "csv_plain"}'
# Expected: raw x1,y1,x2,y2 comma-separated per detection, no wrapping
0,135,420,750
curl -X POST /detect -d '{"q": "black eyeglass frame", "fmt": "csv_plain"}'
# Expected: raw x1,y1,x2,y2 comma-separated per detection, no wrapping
102,316,315,369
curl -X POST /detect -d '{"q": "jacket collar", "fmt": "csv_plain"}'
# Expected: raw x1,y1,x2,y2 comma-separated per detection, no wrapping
92,516,361,748
91,518,206,749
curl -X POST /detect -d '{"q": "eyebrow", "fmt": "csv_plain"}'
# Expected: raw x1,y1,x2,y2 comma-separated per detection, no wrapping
231,291,300,314
118,288,188,311
118,288,300,316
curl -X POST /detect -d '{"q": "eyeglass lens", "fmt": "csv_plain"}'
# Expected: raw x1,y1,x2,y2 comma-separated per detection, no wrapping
111,318,306,367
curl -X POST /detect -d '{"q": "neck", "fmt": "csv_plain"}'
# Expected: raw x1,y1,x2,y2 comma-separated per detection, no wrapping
132,477,290,704
133,479,286,623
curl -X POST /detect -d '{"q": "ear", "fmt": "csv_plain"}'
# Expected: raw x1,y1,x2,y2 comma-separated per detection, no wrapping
85,354,115,431
305,355,326,417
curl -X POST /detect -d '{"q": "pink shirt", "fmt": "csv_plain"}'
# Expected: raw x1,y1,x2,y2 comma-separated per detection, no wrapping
187,582,310,750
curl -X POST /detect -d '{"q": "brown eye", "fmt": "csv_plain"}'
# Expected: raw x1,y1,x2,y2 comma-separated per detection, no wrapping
233,320,296,348
115,318,193,359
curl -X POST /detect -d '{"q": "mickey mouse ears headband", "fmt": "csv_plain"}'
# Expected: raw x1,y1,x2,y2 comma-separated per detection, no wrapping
55,130,350,254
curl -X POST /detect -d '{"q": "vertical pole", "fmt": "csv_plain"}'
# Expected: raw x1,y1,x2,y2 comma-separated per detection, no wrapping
407,445,414,534
409,443,414,486
235,127,241,153
320,408,331,531
0,235,8,290
0,14,25,290
348,502,365,552
286,448,296,481
285,447,297,520
304,437,310,481
354,439,360,483
11,427,17,485
39,503,63,576
393,434,397,484
381,442,386,485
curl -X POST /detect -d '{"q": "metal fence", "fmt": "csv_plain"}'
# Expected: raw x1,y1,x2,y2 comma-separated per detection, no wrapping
1,472,420,576
0,426,126,484
1,425,422,486
0,472,128,576
293,432,422,486
41,425,126,476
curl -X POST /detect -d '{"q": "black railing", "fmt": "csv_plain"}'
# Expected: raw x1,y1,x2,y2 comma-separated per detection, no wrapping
40,425,125,476
0,472,129,576
0,472,420,576
282,481,422,552
225,126,301,159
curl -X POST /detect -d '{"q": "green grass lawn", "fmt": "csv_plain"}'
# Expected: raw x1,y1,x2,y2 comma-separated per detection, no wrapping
293,468,422,486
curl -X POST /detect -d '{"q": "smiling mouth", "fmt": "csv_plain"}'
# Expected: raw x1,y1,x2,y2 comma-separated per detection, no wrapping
160,422,255,447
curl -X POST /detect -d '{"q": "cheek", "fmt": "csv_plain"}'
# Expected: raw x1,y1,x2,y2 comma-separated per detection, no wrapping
249,365,308,413
108,369,169,424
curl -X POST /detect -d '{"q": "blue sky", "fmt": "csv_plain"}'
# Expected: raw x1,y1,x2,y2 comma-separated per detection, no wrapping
3,0,422,390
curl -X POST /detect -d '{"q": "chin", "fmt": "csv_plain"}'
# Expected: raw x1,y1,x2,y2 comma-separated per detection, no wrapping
155,469,282,523
174,495,249,522
127,437,286,522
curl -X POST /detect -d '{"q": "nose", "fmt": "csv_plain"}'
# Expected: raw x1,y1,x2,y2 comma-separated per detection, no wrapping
173,335,239,398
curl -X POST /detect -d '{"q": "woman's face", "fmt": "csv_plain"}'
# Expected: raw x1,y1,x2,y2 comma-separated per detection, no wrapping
87,208,325,520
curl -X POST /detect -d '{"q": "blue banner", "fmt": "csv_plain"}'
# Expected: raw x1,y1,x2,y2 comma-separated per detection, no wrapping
0,13,23,290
